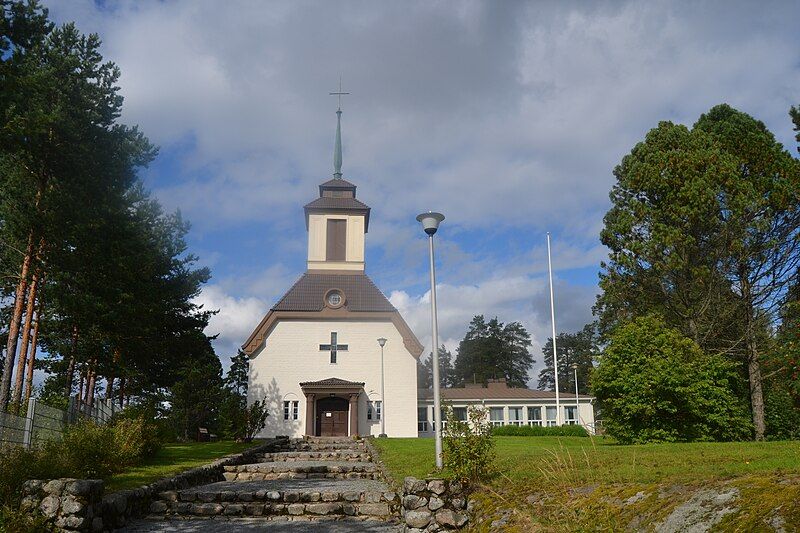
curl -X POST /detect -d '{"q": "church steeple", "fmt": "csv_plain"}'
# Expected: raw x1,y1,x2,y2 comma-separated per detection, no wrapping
329,80,349,180
333,108,343,179
304,86,369,272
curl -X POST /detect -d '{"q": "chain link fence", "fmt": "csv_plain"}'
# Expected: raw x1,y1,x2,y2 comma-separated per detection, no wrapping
0,396,120,449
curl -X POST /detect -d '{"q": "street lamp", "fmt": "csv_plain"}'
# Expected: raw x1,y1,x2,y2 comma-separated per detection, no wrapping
377,337,387,438
571,362,580,425
416,211,445,469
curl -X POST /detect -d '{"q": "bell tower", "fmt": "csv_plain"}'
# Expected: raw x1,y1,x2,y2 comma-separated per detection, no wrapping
303,93,370,272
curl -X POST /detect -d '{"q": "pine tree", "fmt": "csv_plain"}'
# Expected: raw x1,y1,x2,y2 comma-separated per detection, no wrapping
452,315,534,387
537,323,596,394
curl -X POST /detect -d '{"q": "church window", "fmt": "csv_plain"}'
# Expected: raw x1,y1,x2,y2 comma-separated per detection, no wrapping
368,401,382,421
326,219,347,261
283,400,299,421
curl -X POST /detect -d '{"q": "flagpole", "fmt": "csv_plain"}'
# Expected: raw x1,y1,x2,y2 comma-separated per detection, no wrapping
547,233,561,426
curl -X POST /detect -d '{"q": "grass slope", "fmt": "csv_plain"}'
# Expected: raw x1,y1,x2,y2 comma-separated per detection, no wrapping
106,441,255,492
373,436,800,531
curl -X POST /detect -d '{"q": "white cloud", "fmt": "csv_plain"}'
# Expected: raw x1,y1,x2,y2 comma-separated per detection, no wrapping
390,274,596,387
193,285,268,365
46,0,800,379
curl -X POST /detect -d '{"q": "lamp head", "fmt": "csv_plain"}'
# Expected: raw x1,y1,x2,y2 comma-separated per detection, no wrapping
571,363,579,370
377,337,387,347
416,211,445,235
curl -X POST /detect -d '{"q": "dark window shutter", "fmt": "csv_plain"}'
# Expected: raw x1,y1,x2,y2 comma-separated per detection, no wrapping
326,219,347,261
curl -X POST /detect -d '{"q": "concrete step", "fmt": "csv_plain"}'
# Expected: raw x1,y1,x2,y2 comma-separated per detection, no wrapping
254,450,372,462
150,479,397,519
222,461,380,481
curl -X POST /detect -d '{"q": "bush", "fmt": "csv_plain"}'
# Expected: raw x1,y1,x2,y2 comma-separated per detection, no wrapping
112,417,162,462
0,414,163,510
0,504,54,532
492,424,589,437
442,405,495,484
48,421,118,479
764,384,800,440
592,316,753,444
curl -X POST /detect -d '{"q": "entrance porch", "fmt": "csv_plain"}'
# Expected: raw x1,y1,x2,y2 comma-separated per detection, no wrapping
300,377,364,437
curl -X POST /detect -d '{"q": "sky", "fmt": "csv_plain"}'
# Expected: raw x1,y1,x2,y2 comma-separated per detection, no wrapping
48,0,800,386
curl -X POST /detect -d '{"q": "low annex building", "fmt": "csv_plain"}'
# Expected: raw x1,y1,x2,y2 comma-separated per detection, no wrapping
417,378,596,436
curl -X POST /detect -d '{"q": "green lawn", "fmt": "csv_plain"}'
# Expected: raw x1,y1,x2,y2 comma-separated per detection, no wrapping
372,437,800,531
106,441,256,492
372,436,800,487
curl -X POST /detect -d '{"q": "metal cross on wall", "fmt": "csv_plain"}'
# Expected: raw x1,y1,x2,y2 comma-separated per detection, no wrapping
320,332,348,364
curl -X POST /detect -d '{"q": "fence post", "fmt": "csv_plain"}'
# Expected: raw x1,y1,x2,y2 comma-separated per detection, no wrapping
22,397,36,449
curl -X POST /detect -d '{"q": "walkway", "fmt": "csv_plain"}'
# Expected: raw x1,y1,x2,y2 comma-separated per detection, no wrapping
122,437,401,532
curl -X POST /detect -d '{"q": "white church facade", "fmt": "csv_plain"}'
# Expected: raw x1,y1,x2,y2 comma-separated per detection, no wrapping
243,107,596,439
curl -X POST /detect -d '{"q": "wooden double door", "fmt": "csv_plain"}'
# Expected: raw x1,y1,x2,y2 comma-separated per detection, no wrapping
316,397,349,436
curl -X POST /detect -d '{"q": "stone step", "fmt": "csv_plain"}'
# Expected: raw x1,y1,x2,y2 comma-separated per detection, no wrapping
254,451,372,462
151,479,397,519
297,443,366,451
303,437,359,444
222,461,380,481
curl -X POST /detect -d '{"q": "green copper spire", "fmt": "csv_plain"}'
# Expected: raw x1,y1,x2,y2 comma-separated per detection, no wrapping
329,79,349,180
333,108,343,179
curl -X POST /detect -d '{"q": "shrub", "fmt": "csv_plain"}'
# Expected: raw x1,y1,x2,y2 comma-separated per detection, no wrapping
112,417,162,462
592,316,753,444
48,421,118,479
492,424,589,437
242,399,269,442
442,405,495,484
764,384,800,440
0,504,54,532
0,446,62,507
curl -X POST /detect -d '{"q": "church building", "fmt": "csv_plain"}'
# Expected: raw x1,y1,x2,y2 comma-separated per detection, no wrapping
242,106,423,438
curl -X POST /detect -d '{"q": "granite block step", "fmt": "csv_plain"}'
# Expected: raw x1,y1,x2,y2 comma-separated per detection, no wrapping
255,451,372,462
151,479,397,519
222,461,380,481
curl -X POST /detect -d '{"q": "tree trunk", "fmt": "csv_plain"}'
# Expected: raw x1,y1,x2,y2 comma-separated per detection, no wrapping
0,234,35,409
77,367,85,409
119,377,126,408
86,361,97,411
740,270,766,440
64,326,78,396
107,348,120,405
748,336,766,440
12,271,39,413
23,298,42,407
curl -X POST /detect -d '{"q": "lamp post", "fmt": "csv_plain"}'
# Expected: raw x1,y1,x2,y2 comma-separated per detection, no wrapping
546,232,561,426
377,337,387,438
417,211,445,469
571,362,580,425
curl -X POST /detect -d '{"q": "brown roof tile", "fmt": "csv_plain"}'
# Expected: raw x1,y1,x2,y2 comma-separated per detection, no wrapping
304,196,370,210
272,272,396,312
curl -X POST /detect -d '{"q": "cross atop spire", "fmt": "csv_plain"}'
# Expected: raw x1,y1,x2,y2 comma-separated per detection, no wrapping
329,79,349,179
